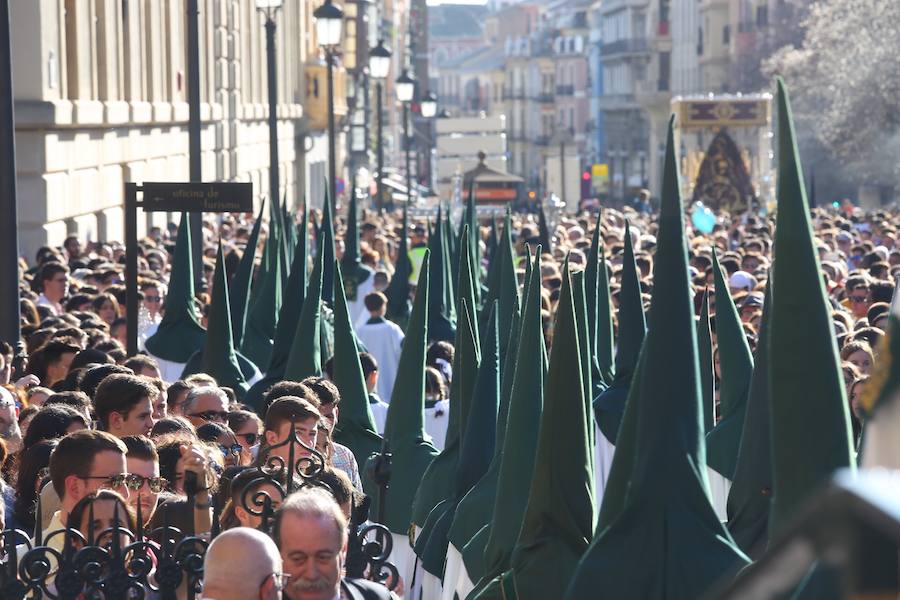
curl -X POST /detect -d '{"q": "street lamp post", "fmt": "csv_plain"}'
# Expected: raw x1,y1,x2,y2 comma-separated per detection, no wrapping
187,0,204,292
369,40,392,212
314,0,344,207
396,70,415,206
419,91,437,194
0,0,20,348
257,0,284,214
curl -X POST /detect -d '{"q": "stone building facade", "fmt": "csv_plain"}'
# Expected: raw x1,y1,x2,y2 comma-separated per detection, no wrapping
9,0,357,260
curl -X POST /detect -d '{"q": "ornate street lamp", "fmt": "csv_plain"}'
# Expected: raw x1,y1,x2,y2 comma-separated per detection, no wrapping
256,0,284,218
369,40,391,211
396,70,416,205
314,0,344,205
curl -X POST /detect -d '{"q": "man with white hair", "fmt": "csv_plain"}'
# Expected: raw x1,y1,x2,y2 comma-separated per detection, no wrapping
181,385,230,427
274,488,393,600
202,527,284,600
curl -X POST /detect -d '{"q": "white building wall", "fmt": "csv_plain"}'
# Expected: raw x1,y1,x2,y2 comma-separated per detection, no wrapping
10,0,310,261
672,0,701,94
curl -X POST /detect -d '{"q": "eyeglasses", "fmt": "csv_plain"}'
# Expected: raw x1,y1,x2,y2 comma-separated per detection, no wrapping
144,296,161,303
188,410,229,423
219,443,243,458
263,572,292,592
851,295,868,303
81,473,129,490
125,474,169,493
238,433,259,446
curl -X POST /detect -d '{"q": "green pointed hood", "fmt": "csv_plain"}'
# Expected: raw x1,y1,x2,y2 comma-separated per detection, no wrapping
428,207,457,342
448,289,521,566
385,205,413,329
283,197,297,266
243,209,310,413
282,239,324,382
412,226,481,527
419,303,502,578
727,280,773,559
484,260,595,600
565,117,749,600
181,242,257,399
340,190,372,301
445,204,460,304
320,193,337,306
230,202,265,348
413,296,481,576
706,251,754,479
443,208,458,321
594,221,646,444
275,195,289,286
332,260,383,486
697,288,716,434
768,78,854,537
537,203,552,253
455,301,499,496
269,206,310,376
585,219,615,390
595,349,646,533
479,208,520,375
364,254,439,533
451,244,529,564
146,213,206,363
468,250,545,595
463,180,481,287
241,221,283,369
572,270,596,477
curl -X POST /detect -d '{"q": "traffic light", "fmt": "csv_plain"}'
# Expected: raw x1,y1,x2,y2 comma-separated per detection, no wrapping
581,169,591,199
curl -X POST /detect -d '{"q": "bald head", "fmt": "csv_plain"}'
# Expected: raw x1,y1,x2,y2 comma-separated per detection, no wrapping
202,527,282,600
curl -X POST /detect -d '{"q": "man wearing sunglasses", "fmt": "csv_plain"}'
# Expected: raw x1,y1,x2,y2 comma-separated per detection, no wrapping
122,435,164,527
45,430,129,551
183,385,231,428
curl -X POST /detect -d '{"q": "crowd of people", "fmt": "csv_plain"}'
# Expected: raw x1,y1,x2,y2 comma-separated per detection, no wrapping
0,113,897,596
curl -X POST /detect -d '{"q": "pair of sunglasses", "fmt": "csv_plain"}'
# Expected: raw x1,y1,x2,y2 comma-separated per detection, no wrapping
81,473,129,489
188,410,228,423
124,474,169,493
219,443,243,457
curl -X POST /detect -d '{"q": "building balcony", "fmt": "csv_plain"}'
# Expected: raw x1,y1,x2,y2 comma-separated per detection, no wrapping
556,85,575,96
535,135,551,146
634,79,671,112
534,92,554,103
598,93,638,112
601,38,649,57
304,62,348,132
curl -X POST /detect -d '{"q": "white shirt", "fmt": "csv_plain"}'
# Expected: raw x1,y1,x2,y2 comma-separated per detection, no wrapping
356,317,405,402
368,394,389,435
424,399,450,451
36,294,62,316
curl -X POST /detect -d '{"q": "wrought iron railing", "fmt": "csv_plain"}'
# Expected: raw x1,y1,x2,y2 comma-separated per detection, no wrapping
0,420,397,599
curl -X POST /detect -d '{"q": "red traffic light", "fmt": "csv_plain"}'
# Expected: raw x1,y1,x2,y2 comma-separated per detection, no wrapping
582,171,591,181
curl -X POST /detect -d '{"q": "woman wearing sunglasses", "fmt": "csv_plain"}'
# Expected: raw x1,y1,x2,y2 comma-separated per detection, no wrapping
197,422,251,468
227,410,263,463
